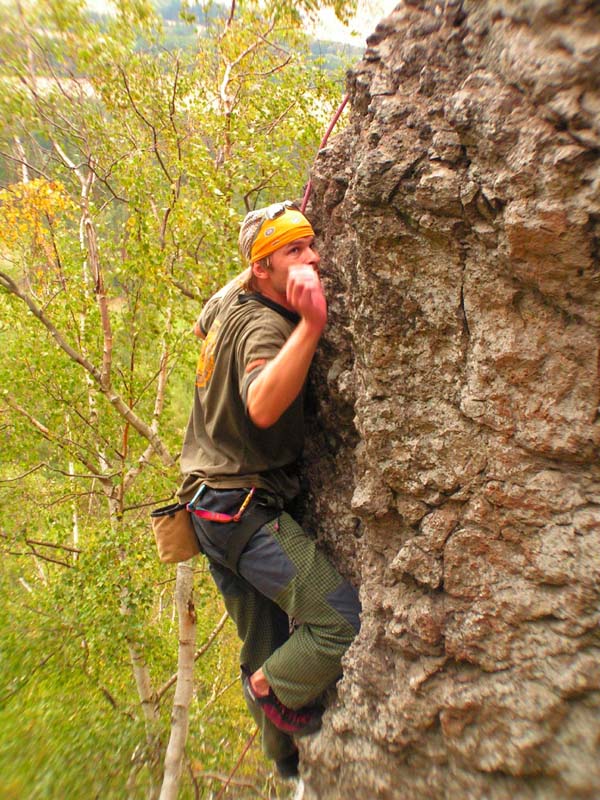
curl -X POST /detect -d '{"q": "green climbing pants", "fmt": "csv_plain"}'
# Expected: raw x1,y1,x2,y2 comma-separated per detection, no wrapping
201,510,361,761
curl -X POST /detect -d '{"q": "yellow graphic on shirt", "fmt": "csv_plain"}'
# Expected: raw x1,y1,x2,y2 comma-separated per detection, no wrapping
196,319,221,388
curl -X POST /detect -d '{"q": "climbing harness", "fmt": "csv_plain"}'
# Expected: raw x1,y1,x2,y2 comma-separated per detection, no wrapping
187,484,282,574
187,484,255,523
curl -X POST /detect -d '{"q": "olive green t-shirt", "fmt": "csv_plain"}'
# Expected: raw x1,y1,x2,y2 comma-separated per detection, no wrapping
178,278,304,504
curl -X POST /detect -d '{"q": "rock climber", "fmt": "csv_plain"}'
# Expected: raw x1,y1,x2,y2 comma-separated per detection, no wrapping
178,200,361,780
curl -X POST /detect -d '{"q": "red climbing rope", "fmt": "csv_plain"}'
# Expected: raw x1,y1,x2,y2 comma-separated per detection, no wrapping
214,727,259,800
300,92,350,213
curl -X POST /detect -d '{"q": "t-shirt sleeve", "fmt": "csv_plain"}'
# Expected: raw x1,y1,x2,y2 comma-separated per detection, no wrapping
236,319,289,407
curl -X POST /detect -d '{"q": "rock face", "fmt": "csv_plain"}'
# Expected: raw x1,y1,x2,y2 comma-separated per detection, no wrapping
300,1,600,798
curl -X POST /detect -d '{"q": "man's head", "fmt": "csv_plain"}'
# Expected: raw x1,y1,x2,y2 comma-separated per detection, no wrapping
239,201,314,263
242,201,314,262
238,202,320,304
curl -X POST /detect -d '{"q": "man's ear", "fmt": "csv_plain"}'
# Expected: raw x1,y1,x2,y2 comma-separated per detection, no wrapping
251,259,269,280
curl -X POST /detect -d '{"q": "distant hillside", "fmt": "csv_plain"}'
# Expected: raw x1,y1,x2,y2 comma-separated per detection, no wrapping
152,0,364,70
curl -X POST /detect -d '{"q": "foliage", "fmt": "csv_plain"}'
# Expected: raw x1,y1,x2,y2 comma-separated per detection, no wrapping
0,0,353,795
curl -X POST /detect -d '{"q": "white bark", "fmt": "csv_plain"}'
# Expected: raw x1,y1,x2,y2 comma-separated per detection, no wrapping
128,641,160,729
66,414,80,560
14,136,29,183
159,560,197,800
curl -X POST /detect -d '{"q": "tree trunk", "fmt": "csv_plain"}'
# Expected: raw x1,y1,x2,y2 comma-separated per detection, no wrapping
159,560,197,800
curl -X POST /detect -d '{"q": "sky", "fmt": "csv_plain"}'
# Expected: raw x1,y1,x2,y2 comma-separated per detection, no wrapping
309,0,397,44
85,0,399,45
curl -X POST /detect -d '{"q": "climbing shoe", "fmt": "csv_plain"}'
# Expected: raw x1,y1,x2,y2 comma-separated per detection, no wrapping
276,749,300,779
242,669,322,737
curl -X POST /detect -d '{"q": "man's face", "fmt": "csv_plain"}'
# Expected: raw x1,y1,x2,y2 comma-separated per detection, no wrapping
265,235,320,295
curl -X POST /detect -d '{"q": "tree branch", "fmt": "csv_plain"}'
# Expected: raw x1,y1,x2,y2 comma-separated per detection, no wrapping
225,0,236,29
262,99,296,135
13,136,30,182
121,302,173,494
0,150,50,182
11,547,73,569
80,187,114,388
0,270,100,375
0,648,60,706
245,54,293,81
195,768,266,799
242,169,279,210
0,274,176,466
52,139,85,183
2,393,109,479
24,537,82,554
0,463,46,483
156,612,229,700
200,676,237,712
169,278,197,300
117,65,173,185
219,22,274,112
168,54,183,164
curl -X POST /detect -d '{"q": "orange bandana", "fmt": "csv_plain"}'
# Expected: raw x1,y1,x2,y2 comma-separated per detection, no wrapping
250,208,315,262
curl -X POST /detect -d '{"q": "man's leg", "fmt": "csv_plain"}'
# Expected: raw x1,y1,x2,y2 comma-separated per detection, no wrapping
237,512,361,711
207,560,298,765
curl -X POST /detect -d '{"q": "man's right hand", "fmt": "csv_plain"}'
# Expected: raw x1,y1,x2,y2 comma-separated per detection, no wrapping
286,265,327,332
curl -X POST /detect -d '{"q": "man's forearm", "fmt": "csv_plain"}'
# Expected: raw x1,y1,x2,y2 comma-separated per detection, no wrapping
246,319,322,428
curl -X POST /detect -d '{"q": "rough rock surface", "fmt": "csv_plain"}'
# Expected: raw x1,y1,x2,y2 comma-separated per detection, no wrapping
299,2,600,798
